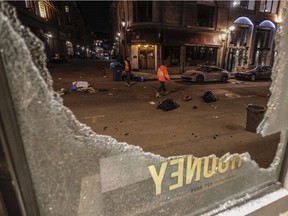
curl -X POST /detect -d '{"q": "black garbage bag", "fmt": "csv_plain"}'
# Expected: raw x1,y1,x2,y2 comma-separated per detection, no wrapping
202,91,217,103
157,98,179,111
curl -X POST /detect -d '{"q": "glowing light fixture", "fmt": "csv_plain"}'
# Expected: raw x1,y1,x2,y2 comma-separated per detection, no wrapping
121,19,126,27
229,25,236,31
276,15,283,23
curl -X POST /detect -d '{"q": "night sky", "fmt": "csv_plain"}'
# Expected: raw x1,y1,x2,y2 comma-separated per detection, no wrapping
77,1,112,33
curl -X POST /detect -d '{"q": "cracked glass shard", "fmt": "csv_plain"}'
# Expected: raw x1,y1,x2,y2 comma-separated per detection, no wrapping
0,1,287,216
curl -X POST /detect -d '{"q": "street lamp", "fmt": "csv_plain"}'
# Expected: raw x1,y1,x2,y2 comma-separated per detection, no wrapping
121,19,126,28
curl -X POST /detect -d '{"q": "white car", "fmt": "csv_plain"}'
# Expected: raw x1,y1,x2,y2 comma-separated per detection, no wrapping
181,66,231,83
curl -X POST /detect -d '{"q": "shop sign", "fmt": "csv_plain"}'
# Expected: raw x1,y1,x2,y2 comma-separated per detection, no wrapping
148,153,242,195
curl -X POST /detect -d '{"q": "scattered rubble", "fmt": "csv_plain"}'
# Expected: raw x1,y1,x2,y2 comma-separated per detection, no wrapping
235,81,246,84
57,81,96,95
183,95,192,101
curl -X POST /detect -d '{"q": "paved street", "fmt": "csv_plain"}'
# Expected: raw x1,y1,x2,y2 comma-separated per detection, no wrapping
48,59,279,168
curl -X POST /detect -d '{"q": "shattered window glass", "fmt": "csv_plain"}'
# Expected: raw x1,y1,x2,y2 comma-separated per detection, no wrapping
0,1,288,215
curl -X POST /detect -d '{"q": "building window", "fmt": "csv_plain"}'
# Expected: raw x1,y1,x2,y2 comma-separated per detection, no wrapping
197,5,214,27
65,5,69,13
185,3,196,26
38,1,47,19
259,0,279,13
230,26,250,47
133,1,152,22
162,46,180,67
252,28,273,65
186,46,217,66
232,0,256,10
24,0,30,8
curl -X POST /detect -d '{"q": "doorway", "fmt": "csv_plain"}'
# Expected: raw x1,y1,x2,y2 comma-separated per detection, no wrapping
139,46,155,70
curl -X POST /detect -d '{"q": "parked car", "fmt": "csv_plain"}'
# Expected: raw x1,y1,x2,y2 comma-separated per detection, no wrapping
50,53,68,63
181,66,231,83
235,66,272,81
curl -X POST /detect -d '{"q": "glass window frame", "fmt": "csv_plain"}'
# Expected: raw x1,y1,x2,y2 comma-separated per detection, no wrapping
185,46,217,66
2,1,288,215
259,0,280,13
162,46,180,67
232,0,256,10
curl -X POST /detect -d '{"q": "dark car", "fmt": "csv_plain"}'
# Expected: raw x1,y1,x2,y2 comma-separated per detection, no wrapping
50,53,68,63
235,66,272,81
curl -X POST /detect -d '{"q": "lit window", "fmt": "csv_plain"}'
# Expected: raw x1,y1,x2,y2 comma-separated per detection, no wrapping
232,0,256,10
259,0,279,13
38,1,47,19
24,0,29,8
65,5,69,13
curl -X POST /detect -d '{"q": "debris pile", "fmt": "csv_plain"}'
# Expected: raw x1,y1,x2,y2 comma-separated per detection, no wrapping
57,81,96,95
157,98,179,111
202,91,217,103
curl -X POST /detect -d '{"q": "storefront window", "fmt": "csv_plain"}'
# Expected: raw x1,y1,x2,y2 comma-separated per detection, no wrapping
230,26,249,46
1,1,288,216
162,46,180,66
186,46,217,66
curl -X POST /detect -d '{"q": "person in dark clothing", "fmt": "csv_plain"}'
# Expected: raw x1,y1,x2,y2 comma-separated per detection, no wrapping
124,57,132,86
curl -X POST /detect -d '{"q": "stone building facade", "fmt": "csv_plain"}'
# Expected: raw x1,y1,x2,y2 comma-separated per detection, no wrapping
10,1,92,60
114,1,281,73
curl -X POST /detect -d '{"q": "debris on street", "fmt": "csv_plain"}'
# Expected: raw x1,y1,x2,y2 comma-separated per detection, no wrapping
235,81,246,84
202,91,217,103
193,106,198,109
149,101,156,105
57,88,70,95
136,76,144,82
210,104,218,109
183,95,192,101
157,98,179,111
57,81,96,95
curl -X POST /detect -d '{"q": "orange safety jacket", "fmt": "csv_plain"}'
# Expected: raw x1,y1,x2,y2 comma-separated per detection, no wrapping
157,65,170,82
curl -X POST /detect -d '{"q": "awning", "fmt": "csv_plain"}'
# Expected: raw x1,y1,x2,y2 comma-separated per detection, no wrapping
126,29,158,44
162,30,223,46
126,28,223,47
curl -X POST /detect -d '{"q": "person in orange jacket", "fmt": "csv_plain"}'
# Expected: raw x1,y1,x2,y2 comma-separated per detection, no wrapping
156,60,170,98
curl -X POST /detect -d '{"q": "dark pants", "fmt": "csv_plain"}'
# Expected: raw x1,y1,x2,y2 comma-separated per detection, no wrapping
158,81,166,93
126,71,131,84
